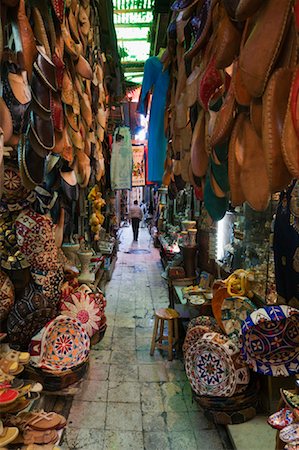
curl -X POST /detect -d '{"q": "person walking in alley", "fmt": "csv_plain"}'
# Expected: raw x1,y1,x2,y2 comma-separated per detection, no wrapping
129,200,142,241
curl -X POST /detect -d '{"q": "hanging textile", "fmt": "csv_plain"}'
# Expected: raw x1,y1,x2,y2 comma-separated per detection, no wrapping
110,127,133,190
132,144,145,187
138,57,170,184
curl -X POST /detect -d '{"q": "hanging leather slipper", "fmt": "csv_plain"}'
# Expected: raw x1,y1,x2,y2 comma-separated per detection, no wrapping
0,98,13,145
33,47,57,92
239,0,292,98
29,113,55,157
17,0,37,80
250,97,263,139
75,55,93,80
282,70,299,179
262,68,293,193
184,0,215,60
204,171,228,221
214,4,241,70
19,136,45,189
211,68,236,147
32,8,52,59
238,115,270,211
210,145,229,193
228,114,245,207
191,110,209,177
31,73,51,120
236,0,264,21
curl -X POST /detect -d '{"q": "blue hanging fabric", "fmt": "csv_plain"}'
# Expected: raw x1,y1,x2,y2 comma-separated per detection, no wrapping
110,126,133,190
138,57,170,184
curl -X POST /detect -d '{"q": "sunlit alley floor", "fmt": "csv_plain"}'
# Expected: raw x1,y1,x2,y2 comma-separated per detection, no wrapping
61,226,225,450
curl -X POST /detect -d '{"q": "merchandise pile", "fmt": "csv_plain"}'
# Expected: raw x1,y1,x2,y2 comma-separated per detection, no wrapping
183,269,299,424
0,345,66,448
161,0,299,221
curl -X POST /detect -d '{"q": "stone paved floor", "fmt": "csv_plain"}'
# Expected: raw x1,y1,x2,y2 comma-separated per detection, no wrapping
62,226,225,450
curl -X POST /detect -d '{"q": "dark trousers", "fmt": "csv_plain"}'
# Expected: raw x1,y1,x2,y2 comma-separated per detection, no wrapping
132,218,140,241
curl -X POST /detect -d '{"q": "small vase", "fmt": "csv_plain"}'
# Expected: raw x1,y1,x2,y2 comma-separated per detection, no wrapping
77,251,95,284
62,243,80,265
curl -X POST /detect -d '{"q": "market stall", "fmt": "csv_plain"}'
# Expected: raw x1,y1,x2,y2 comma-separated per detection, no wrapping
0,0,122,446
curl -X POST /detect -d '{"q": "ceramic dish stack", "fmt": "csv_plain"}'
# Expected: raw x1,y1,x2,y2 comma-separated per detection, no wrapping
183,315,256,424
268,388,299,450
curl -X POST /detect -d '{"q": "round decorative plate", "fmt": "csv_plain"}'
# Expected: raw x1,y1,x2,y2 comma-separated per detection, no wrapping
280,424,299,444
240,305,299,376
29,315,90,372
183,317,223,355
187,315,221,333
268,407,294,430
185,332,249,397
60,290,103,338
221,296,256,341
188,294,205,305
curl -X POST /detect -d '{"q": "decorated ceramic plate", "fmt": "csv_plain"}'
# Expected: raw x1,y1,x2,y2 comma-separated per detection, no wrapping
267,407,294,430
187,293,206,305
187,316,221,333
280,424,299,443
240,305,299,376
221,296,256,341
184,317,223,355
184,332,249,397
29,315,90,372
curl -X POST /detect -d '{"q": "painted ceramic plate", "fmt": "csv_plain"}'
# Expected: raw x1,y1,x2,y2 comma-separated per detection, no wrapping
267,407,294,430
184,317,223,355
29,315,90,372
188,294,205,305
185,332,250,397
221,296,256,341
187,316,220,333
280,424,299,443
240,305,299,376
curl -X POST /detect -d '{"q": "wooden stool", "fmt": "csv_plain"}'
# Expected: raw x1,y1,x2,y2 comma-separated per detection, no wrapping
150,308,180,361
